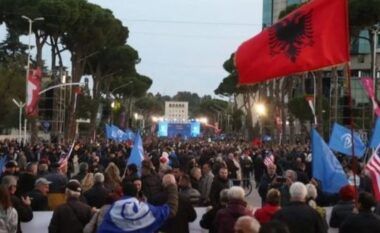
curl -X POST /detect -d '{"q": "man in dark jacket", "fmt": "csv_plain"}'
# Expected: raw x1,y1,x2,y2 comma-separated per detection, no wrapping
339,192,380,233
273,182,327,233
83,172,109,208
17,162,38,196
329,185,356,228
49,180,92,233
258,164,277,205
2,175,33,233
209,166,229,207
141,160,162,201
200,189,229,233
150,187,197,233
29,177,51,211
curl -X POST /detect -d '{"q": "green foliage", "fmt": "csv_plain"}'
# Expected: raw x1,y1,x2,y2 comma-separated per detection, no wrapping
278,3,302,20
134,96,163,116
0,63,25,128
287,97,314,123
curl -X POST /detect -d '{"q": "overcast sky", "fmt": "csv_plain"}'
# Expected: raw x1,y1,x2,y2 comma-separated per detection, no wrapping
88,0,263,97
1,0,263,97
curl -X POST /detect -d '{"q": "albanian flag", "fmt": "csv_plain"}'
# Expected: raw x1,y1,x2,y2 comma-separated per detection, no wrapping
26,67,42,117
236,0,349,85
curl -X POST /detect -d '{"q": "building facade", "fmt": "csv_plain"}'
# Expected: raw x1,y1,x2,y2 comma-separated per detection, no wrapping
164,101,189,122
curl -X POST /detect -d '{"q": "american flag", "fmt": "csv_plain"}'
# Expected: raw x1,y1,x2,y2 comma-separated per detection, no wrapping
366,145,380,201
263,152,275,167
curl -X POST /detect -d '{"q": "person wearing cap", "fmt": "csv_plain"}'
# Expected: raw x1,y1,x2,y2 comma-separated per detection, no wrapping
48,180,92,233
329,185,356,228
28,178,51,211
1,175,33,233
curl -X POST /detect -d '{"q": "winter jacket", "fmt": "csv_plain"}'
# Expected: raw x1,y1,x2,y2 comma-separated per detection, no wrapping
48,197,92,233
329,200,355,228
339,210,380,233
254,204,280,224
273,201,327,233
214,199,254,233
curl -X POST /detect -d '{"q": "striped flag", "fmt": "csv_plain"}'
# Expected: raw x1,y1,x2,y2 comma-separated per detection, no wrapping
366,145,380,201
263,152,274,167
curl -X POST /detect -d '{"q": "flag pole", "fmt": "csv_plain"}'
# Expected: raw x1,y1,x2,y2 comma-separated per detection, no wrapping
345,63,359,205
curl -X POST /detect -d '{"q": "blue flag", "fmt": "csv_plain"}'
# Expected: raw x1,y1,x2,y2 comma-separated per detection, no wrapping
122,129,135,141
328,123,366,158
105,124,112,139
370,117,380,149
127,132,144,168
312,128,348,193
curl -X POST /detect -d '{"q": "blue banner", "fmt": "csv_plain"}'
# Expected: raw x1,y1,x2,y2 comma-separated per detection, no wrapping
328,123,366,158
127,132,144,169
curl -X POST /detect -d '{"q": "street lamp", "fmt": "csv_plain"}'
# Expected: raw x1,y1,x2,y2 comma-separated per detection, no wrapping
12,99,25,142
255,103,266,140
109,81,133,98
21,15,44,105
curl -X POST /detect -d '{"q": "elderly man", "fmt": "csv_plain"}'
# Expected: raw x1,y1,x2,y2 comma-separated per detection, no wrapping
48,180,92,233
2,175,33,233
83,173,109,208
234,216,261,233
215,186,254,233
29,177,51,211
273,182,327,233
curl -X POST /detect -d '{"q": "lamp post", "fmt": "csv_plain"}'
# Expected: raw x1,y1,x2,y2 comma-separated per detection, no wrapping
21,15,44,105
255,103,266,140
109,81,133,126
12,99,25,142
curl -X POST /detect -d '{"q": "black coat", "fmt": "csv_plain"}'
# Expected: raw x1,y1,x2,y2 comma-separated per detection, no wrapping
209,176,229,207
150,193,196,233
48,198,92,233
329,200,355,228
199,204,225,233
257,173,276,201
141,173,162,201
339,210,380,233
28,189,49,211
273,201,327,233
17,173,36,196
83,183,109,208
11,195,33,233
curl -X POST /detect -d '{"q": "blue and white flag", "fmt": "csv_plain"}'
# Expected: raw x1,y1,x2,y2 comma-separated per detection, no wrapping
312,128,348,193
127,132,144,168
328,122,366,158
122,129,135,141
369,117,380,149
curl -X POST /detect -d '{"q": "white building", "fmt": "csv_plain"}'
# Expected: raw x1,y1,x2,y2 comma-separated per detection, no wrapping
164,101,188,122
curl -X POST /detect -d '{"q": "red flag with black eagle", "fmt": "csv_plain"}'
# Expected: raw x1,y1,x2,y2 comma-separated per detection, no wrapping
26,67,42,117
236,0,349,85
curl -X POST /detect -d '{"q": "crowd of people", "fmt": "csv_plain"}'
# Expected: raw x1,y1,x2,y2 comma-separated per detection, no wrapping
0,136,379,233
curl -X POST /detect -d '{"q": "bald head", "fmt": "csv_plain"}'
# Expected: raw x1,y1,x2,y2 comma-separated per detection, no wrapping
234,216,260,233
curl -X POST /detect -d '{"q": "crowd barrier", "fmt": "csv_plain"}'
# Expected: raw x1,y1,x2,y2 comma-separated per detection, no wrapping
21,207,338,233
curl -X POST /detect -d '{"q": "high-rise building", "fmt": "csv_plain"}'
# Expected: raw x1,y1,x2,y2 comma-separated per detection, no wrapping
262,0,304,28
